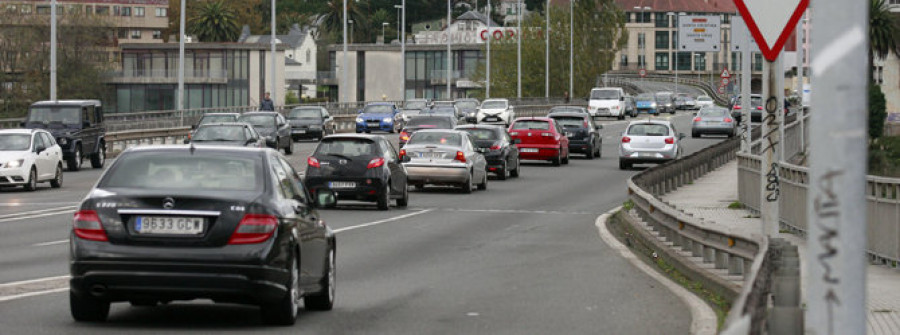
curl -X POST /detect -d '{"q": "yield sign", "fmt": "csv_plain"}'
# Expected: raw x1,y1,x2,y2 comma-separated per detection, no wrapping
733,0,809,61
720,68,731,78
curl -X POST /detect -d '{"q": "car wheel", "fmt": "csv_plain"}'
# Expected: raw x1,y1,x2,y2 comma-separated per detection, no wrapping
498,161,508,180
304,247,335,311
50,164,63,188
510,159,520,177
70,290,110,322
561,150,570,165
618,114,625,120
596,143,602,159
551,151,561,166
396,182,409,207
461,173,474,194
284,139,293,155
23,167,37,191
261,254,300,325
90,143,105,168
585,145,595,160
67,146,82,171
377,182,390,210
477,172,487,190
619,160,630,170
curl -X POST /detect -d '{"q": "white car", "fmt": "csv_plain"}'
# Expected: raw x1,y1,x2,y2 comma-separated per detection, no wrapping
588,87,627,120
695,95,715,109
618,120,685,170
476,99,516,126
0,129,64,191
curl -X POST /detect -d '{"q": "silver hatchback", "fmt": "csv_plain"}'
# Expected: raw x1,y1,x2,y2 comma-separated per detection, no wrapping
402,129,488,193
618,120,685,170
691,106,736,138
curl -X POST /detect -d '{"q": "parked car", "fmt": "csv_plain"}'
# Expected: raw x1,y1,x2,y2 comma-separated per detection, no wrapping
634,93,661,115
624,96,638,117
548,106,590,116
238,112,293,154
356,103,401,133
455,124,521,180
588,87,627,120
0,129,64,191
22,100,105,171
401,129,488,193
730,94,764,123
692,106,736,138
287,106,334,141
193,113,240,129
454,98,480,123
185,123,266,147
508,117,570,166
69,145,336,325
548,112,602,159
476,99,516,126
305,134,409,210
618,120,685,170
655,92,676,114
399,115,457,147
695,95,715,109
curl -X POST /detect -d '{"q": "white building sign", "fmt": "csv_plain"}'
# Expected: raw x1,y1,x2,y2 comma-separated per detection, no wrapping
415,28,542,45
678,15,721,52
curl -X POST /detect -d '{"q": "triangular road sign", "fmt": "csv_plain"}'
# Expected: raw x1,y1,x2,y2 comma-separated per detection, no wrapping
720,68,731,78
733,0,809,61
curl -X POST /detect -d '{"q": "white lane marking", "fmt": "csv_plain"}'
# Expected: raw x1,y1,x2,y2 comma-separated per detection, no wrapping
0,206,77,219
0,210,74,223
32,240,69,247
333,209,433,233
811,26,865,76
0,275,70,289
0,288,69,303
0,202,80,207
594,207,717,335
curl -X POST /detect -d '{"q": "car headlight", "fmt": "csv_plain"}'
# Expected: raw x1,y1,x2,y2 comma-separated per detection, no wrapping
356,117,364,123
383,117,392,123
651,103,657,108
4,159,24,168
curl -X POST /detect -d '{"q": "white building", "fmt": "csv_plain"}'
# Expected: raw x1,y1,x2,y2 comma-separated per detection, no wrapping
239,24,318,99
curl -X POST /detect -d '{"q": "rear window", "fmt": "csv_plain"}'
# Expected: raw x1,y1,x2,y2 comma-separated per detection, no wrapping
460,128,498,140
481,100,508,109
404,101,427,109
239,115,276,128
551,117,586,128
408,132,462,146
550,107,585,114
316,139,378,157
288,108,321,119
407,117,452,128
100,152,261,191
364,105,393,114
456,101,478,109
699,108,729,117
193,126,246,141
590,89,619,100
511,120,550,130
627,124,671,136
199,115,237,125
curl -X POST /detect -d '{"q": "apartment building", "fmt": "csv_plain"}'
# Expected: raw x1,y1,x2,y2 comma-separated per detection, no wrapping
3,0,169,44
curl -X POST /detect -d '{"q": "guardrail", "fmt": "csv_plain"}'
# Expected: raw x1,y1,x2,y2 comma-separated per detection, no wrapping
625,129,801,334
609,73,731,106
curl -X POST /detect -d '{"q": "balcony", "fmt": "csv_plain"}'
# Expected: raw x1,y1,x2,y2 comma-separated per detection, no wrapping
104,69,228,85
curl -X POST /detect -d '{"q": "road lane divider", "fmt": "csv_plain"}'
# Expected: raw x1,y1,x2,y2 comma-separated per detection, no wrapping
0,275,70,303
32,239,69,247
0,210,75,223
0,205,76,219
333,209,433,233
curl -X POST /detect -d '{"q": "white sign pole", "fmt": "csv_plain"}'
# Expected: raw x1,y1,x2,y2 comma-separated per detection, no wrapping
759,53,782,237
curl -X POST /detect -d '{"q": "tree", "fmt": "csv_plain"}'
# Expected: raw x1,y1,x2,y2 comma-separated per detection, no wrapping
869,0,900,83
469,0,627,98
870,85,887,140
188,0,241,42
166,0,264,41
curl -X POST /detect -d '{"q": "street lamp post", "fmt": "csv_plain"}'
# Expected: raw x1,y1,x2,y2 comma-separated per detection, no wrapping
342,0,347,102
178,0,186,109
50,0,57,101
349,19,354,44
447,0,452,99
517,0,522,99
569,0,573,98
545,0,549,99
668,12,677,96
394,5,402,41
382,22,388,43
398,3,406,99
486,0,492,98
271,0,277,106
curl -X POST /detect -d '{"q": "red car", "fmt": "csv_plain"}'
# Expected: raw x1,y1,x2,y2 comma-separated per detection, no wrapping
508,117,570,166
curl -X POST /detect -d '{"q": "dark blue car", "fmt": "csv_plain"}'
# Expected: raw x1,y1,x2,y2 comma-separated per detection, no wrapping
356,103,400,133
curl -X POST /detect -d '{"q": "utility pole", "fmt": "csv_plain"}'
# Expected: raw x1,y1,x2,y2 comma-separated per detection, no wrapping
50,0,57,101
447,0,452,99
760,51,783,237
569,0,573,98
806,0,868,333
177,0,186,110
270,0,277,107
486,0,492,98
516,0,522,99
342,0,347,102
741,49,751,153
545,0,550,99
401,1,406,99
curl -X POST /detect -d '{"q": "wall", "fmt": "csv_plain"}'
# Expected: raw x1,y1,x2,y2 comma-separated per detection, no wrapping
364,51,403,101
249,49,286,108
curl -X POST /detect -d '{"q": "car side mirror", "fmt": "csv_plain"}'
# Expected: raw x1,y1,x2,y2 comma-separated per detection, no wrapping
401,155,411,163
315,189,337,208
34,146,45,154
678,133,686,140
246,138,257,145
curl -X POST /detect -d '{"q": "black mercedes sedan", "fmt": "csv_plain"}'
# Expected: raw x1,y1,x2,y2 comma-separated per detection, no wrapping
548,112,603,159
185,122,266,148
69,146,336,325
305,134,409,210
455,124,521,180
287,106,335,141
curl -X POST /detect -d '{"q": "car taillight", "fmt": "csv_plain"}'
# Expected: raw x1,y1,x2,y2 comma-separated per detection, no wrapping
733,105,742,110
73,210,107,242
756,106,763,110
307,156,321,168
228,214,278,245
622,136,631,143
724,117,733,123
399,149,407,159
455,151,467,163
367,157,385,169
583,120,589,128
693,117,702,122
665,137,675,144
490,144,501,151
400,131,410,141
541,132,553,137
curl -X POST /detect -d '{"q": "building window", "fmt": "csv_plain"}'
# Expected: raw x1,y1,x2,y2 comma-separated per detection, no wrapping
117,29,128,39
637,33,645,49
155,8,167,17
306,50,311,63
722,14,731,24
753,53,763,71
634,12,651,23
96,6,109,15
694,52,706,71
655,31,669,49
135,7,144,17
36,5,50,14
655,13,669,28
672,32,678,49
620,54,628,67
152,30,162,39
638,55,646,68
131,30,141,39
655,52,669,70
122,7,131,16
675,52,691,71
84,5,91,14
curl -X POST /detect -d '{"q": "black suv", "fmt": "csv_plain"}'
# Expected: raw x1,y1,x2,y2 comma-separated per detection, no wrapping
22,100,106,171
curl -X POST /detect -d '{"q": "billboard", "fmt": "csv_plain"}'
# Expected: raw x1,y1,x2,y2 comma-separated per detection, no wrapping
678,15,721,52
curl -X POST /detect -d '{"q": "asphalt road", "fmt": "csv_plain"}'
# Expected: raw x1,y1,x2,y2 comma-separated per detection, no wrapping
0,94,726,334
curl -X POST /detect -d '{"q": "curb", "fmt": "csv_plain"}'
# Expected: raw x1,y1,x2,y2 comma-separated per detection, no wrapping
595,206,717,335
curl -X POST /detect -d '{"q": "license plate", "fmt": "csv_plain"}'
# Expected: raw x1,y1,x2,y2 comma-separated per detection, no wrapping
294,130,306,134
417,152,441,159
135,216,204,235
521,148,539,153
484,117,498,122
639,152,655,157
329,181,356,189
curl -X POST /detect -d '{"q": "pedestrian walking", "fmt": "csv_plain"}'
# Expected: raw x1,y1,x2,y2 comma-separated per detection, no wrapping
260,92,275,111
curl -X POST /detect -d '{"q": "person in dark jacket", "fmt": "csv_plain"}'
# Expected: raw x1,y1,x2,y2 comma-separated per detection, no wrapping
260,92,275,111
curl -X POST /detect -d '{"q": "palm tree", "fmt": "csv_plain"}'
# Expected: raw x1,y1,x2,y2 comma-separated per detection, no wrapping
188,0,240,42
318,0,368,40
869,0,900,83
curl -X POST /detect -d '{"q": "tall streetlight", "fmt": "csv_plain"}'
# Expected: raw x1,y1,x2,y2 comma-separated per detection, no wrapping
270,0,277,106
447,0,452,99
50,0,57,101
569,0,573,98
349,19,354,44
667,12,676,95
486,0,492,98
394,5,402,41
342,0,347,102
401,1,406,99
178,0,186,109
545,0,549,99
382,22,389,43
516,0,522,99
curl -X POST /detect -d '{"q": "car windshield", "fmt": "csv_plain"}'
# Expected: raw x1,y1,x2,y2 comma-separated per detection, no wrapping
407,117,452,128
636,93,655,102
0,134,31,151
456,101,478,109
364,105,393,114
511,120,550,130
238,115,276,128
552,117,586,128
481,100,507,109
404,101,427,109
315,139,377,157
460,128,498,140
698,96,712,101
288,108,321,119
100,152,262,191
627,124,670,136
430,107,456,115
590,90,619,100
193,126,246,141
199,115,237,125
550,107,585,114
408,132,462,146
656,93,673,99
26,107,81,125
699,108,729,117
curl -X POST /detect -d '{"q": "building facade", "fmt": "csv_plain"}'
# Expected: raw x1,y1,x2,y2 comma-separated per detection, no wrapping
3,0,168,44
239,24,318,99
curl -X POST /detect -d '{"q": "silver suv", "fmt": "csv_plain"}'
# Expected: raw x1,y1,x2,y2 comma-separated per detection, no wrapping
618,120,685,170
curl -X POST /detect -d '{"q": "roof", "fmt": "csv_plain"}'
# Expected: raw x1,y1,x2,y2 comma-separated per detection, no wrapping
455,124,505,130
457,11,498,26
610,0,737,14
548,112,590,118
121,43,287,51
323,134,382,140
239,24,310,49
241,111,281,115
30,100,101,107
201,112,241,116
124,145,272,154
628,119,673,125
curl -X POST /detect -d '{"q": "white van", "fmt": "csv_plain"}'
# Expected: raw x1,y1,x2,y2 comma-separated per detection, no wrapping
588,87,627,120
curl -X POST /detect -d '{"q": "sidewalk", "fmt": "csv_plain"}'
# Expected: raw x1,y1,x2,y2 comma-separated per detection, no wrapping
660,160,900,335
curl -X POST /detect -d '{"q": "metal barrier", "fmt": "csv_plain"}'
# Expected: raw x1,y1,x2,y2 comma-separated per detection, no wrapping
608,73,731,106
